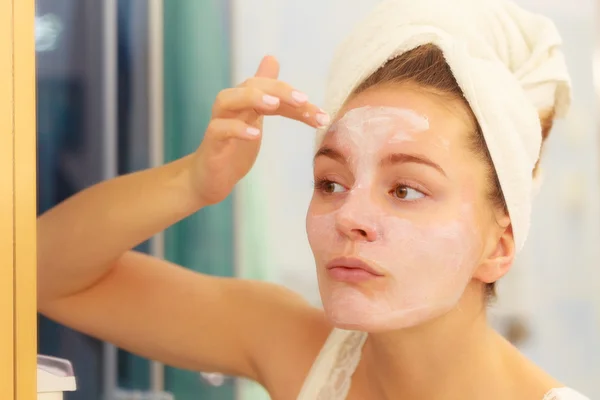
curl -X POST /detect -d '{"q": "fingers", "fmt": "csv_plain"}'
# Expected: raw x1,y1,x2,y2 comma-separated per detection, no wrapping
213,79,330,128
254,55,280,79
211,55,331,128
276,103,331,127
205,118,263,141
243,77,310,105
214,87,282,115
217,78,309,109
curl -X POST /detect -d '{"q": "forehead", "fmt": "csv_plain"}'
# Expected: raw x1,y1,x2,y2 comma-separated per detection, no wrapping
328,84,475,145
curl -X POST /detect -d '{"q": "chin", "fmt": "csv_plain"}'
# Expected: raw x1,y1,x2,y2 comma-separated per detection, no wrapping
320,286,456,333
324,305,442,333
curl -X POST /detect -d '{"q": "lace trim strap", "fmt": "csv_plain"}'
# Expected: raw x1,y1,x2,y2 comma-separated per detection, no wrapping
297,329,367,400
543,387,590,400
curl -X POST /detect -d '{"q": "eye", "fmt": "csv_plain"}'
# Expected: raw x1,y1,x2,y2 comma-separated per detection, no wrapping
315,179,347,194
323,181,346,194
392,185,425,201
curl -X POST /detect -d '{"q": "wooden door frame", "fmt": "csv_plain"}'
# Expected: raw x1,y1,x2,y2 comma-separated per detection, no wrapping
0,0,37,399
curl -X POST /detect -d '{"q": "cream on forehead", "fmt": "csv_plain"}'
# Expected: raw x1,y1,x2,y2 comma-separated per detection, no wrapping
332,105,429,131
320,106,429,147
323,106,432,192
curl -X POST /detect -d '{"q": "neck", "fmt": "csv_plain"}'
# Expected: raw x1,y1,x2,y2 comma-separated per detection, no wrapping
361,285,512,399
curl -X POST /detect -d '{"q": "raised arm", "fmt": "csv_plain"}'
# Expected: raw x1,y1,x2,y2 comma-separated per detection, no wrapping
37,56,332,384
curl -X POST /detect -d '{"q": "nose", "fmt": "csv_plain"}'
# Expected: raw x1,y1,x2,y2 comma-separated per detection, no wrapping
335,196,379,242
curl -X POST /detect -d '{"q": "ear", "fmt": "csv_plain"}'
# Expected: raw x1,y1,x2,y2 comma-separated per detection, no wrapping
473,222,515,284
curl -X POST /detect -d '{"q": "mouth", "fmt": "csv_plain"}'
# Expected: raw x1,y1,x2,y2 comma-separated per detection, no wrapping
325,256,384,283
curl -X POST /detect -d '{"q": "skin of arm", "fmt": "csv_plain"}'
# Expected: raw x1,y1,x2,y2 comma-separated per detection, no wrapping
37,156,330,383
38,56,333,393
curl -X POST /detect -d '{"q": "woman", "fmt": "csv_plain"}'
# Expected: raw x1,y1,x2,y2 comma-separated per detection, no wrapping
38,0,588,399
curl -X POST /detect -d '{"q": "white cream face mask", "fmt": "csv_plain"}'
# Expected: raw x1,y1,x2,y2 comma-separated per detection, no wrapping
307,106,482,331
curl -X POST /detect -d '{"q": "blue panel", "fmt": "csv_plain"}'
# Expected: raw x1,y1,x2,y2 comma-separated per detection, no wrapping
163,0,235,399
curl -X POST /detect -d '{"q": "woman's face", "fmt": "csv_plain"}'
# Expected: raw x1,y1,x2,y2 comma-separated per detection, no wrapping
306,84,504,331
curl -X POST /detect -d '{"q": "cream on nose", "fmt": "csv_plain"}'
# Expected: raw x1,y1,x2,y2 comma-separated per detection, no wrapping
334,193,380,242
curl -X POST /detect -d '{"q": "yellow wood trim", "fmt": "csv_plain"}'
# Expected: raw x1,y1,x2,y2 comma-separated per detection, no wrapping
13,0,38,399
0,0,15,398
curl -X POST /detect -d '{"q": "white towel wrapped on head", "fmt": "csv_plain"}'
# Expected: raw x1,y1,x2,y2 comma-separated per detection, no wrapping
316,0,572,251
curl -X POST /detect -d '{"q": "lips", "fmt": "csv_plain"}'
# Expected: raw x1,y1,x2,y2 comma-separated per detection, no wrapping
325,256,384,283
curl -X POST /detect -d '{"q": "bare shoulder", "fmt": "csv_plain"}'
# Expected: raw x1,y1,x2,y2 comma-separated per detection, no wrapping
501,339,566,400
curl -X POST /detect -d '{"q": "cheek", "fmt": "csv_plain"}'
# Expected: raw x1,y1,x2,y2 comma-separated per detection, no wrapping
409,223,476,274
306,209,336,257
374,213,482,278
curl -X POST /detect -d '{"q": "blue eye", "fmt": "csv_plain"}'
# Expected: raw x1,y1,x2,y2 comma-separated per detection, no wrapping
393,185,425,200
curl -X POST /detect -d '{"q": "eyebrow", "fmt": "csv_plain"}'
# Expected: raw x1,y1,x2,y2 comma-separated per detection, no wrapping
314,146,447,177
314,146,346,165
381,153,447,177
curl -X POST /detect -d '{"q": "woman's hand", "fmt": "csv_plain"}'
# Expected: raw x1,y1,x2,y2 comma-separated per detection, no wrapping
189,55,330,206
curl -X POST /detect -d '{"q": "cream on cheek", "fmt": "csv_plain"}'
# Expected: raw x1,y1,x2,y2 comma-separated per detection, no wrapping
309,207,479,329
308,106,480,330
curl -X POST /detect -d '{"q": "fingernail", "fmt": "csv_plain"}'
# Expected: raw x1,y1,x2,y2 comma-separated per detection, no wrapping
291,90,309,104
246,127,261,136
316,112,331,127
262,95,280,106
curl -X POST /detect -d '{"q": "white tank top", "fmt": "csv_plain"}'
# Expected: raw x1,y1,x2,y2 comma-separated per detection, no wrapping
297,329,590,400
